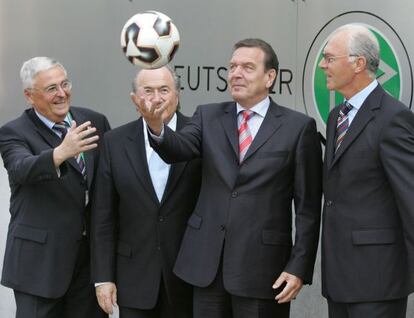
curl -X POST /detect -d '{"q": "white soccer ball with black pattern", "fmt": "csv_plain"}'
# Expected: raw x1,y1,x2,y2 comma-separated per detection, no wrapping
120,11,180,69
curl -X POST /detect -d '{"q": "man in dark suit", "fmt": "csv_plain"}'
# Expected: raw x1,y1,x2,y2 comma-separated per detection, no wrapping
91,66,201,318
137,39,322,318
0,57,110,318
319,24,414,318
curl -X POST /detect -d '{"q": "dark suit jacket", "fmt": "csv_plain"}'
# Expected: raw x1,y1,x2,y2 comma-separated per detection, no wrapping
322,85,414,302
151,99,322,300
0,107,110,298
91,112,201,310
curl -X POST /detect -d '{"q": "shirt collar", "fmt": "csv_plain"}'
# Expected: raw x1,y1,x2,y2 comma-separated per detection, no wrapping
34,110,71,129
347,80,378,111
236,96,270,118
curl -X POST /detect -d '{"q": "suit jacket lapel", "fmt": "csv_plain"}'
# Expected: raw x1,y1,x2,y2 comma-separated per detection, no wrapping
161,112,188,206
124,119,159,204
242,101,282,162
26,108,81,176
26,109,62,149
330,86,383,168
220,103,239,160
325,106,340,170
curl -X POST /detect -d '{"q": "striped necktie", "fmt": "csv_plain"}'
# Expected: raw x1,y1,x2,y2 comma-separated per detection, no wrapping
53,121,86,177
335,101,353,152
238,110,255,163
53,121,69,139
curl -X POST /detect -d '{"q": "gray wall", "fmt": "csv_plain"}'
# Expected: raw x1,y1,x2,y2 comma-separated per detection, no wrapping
0,0,413,317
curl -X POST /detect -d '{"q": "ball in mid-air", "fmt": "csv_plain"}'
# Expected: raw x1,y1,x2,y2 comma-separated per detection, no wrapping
120,11,180,69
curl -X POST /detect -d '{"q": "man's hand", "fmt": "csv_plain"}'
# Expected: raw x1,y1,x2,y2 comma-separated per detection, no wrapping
130,90,166,135
53,120,98,167
96,283,117,314
273,271,303,303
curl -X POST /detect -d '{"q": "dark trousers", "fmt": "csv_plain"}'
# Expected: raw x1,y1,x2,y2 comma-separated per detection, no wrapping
327,297,408,318
14,239,105,318
193,261,290,318
119,278,192,318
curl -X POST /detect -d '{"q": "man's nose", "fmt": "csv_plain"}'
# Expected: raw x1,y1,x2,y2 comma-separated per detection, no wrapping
56,85,66,96
229,67,243,82
152,90,161,102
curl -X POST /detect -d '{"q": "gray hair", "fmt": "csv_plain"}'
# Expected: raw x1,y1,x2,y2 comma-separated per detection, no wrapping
20,57,67,89
331,24,380,78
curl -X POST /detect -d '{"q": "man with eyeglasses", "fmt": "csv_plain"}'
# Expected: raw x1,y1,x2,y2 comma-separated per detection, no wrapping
0,56,110,318
319,24,414,318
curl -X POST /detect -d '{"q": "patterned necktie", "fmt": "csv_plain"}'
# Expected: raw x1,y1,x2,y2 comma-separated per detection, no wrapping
335,101,353,152
53,121,86,177
238,110,255,163
53,121,69,139
148,150,169,202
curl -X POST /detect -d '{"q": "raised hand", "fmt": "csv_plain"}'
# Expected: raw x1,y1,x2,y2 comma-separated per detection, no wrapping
130,88,167,136
53,120,99,167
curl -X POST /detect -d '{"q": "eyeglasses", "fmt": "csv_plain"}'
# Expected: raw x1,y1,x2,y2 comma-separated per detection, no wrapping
321,53,358,64
30,80,72,95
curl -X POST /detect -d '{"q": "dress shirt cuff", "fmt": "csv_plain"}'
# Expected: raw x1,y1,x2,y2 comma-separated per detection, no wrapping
95,282,113,287
147,124,165,143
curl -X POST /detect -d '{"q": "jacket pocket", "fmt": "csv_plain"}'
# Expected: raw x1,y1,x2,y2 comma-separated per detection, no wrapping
13,224,47,244
262,230,292,246
187,213,202,229
117,241,132,257
352,229,397,245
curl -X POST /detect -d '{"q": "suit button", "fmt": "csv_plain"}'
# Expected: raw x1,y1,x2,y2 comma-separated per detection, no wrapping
220,225,226,231
231,191,238,198
158,216,164,222
326,200,333,207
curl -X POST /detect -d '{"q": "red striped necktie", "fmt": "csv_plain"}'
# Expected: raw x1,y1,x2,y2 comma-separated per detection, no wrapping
238,110,255,163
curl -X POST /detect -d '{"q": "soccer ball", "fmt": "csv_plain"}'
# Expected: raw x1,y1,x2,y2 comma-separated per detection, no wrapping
120,11,180,69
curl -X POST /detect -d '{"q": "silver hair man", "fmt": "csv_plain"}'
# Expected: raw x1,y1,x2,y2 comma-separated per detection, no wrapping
328,24,380,78
20,56,67,89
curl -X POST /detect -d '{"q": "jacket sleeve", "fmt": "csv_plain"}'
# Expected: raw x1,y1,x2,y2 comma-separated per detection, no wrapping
0,124,61,185
149,106,203,163
90,133,118,283
284,118,322,284
379,108,414,272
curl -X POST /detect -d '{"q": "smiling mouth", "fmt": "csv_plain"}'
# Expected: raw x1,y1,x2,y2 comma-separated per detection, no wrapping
53,101,68,107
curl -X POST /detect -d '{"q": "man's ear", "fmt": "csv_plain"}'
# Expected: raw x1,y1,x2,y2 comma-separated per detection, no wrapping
266,69,277,89
354,56,367,74
23,89,34,105
130,92,142,115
